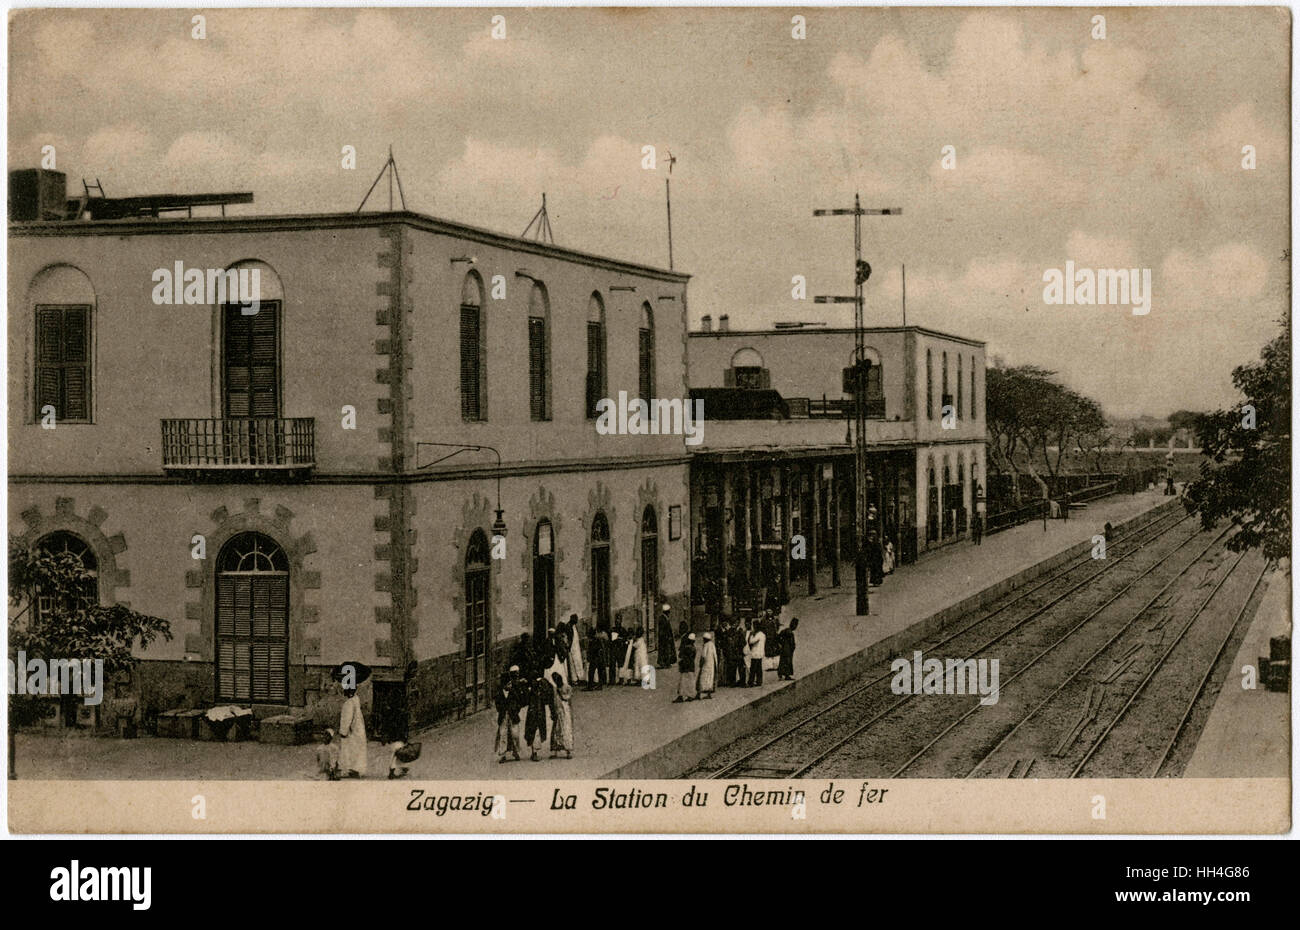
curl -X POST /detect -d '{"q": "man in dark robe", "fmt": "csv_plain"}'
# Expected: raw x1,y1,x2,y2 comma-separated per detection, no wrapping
777,617,799,681
524,673,551,761
656,604,678,668
586,628,609,691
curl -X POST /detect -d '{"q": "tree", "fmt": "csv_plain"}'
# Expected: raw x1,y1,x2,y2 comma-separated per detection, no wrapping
1168,409,1202,433
1183,322,1290,562
8,539,172,777
986,365,1108,500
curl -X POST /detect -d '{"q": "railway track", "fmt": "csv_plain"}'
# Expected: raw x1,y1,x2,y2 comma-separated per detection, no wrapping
822,523,1231,778
691,506,1194,779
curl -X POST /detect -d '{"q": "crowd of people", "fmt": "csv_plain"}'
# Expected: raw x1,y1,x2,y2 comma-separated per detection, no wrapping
490,604,802,763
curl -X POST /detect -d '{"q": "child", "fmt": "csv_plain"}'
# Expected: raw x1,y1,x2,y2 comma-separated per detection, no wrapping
316,728,340,780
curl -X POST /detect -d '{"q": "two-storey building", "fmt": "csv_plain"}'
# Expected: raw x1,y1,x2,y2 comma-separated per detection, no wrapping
9,170,691,733
686,320,986,613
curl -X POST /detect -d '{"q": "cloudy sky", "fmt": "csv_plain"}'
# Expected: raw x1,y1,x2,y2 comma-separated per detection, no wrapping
9,7,1289,418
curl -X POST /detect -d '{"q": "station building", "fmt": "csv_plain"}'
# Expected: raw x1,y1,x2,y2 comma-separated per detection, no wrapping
686,319,986,613
8,170,691,733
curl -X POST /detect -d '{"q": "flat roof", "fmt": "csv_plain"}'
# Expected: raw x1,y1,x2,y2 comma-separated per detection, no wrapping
10,209,690,284
688,325,985,348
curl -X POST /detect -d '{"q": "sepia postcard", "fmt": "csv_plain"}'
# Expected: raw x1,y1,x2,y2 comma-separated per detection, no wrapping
4,5,1292,835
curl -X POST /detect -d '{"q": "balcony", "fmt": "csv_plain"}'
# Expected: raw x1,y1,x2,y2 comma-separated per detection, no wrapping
161,418,316,474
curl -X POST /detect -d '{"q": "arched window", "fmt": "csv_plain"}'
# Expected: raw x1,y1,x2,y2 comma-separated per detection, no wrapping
638,303,655,401
215,532,289,704
957,355,964,420
586,293,607,419
926,349,934,419
958,453,967,535
528,283,551,421
460,272,485,421
532,520,555,639
34,531,98,622
926,461,939,542
941,351,949,414
30,265,95,423
464,529,491,709
729,347,766,390
222,261,283,420
639,506,659,651
590,512,611,630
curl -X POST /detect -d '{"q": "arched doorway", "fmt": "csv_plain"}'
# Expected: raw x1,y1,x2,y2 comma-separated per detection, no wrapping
463,529,491,711
34,531,98,727
532,520,555,641
590,512,611,631
639,506,659,650
215,532,289,704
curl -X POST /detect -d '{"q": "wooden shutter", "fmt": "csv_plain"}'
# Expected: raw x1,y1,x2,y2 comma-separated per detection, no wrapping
215,573,288,703
460,305,481,420
35,306,90,420
224,303,278,418
529,317,547,420
586,321,604,417
638,328,653,400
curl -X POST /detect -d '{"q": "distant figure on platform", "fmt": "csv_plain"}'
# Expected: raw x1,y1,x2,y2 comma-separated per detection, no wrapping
715,618,732,687
337,686,367,778
619,629,637,684
316,728,340,780
868,531,884,585
524,672,552,762
777,617,799,681
695,631,717,699
566,615,586,684
549,672,574,759
495,667,526,763
883,541,895,575
1103,522,1114,545
675,633,698,702
607,626,623,686
747,624,766,687
761,610,779,658
586,629,609,691
629,629,650,686
731,620,749,687
656,603,678,668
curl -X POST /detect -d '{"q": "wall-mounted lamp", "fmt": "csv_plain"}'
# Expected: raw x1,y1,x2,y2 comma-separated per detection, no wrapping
657,295,677,301
609,285,637,293
416,442,507,541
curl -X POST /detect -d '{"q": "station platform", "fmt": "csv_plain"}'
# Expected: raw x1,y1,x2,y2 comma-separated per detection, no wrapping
1183,562,1291,778
15,489,1174,781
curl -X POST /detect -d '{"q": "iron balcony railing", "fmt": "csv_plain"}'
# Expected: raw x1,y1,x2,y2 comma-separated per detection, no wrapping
161,418,316,470
789,395,887,419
